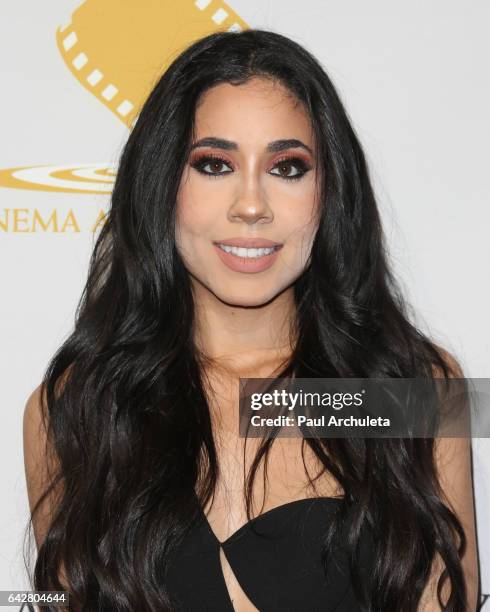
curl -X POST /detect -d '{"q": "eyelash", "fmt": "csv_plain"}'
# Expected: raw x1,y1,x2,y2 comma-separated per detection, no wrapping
189,154,312,182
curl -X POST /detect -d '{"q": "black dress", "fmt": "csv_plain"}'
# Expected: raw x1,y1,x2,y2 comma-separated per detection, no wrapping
165,495,374,611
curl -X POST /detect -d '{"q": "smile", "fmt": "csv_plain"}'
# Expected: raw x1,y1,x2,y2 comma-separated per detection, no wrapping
212,242,283,274
216,244,279,258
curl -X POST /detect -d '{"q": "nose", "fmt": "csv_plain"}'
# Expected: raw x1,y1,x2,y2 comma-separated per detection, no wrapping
228,171,273,225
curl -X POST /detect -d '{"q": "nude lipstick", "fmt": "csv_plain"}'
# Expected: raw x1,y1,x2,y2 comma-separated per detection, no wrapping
212,237,283,274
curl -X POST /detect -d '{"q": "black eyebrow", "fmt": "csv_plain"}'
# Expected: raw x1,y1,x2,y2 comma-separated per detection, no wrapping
189,137,313,155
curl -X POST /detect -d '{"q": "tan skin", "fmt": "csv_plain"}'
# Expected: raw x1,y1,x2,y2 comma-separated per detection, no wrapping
24,77,479,610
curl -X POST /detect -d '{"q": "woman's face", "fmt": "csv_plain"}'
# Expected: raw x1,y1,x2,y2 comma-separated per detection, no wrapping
175,76,320,307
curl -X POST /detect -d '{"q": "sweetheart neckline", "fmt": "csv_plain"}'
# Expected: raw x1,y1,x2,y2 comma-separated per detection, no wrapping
195,494,344,547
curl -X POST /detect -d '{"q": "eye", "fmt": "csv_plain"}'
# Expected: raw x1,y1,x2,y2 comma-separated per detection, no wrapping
189,153,313,181
269,156,312,181
190,155,233,178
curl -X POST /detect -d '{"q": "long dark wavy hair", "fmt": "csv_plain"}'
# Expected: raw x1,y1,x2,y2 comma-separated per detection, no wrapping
25,28,468,611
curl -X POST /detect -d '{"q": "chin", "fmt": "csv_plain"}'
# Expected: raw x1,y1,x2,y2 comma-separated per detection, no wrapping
214,287,280,308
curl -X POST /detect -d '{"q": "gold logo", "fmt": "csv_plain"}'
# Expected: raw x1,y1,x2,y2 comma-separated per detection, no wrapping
0,0,248,195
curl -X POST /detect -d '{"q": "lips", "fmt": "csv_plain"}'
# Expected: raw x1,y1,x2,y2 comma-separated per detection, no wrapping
212,238,283,274
213,237,282,248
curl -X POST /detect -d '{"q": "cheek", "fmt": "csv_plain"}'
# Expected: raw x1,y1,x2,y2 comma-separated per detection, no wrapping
280,201,320,268
290,221,318,268
175,177,216,251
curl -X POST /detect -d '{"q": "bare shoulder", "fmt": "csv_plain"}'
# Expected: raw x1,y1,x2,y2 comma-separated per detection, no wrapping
23,379,65,550
419,346,480,610
24,384,52,548
23,365,73,450
23,383,47,449
431,345,464,379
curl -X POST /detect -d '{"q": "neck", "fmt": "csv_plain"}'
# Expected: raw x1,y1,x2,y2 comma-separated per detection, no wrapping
192,282,297,376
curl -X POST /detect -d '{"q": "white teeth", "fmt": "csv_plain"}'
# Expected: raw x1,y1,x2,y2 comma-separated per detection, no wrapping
217,244,276,258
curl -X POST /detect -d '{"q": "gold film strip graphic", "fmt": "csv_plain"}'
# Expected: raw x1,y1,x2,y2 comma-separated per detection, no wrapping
56,0,249,129
0,0,248,194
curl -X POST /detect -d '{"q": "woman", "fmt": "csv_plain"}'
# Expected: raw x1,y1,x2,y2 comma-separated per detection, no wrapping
23,29,479,611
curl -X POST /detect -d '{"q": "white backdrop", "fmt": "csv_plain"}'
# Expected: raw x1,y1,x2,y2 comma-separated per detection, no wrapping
1,1,489,608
